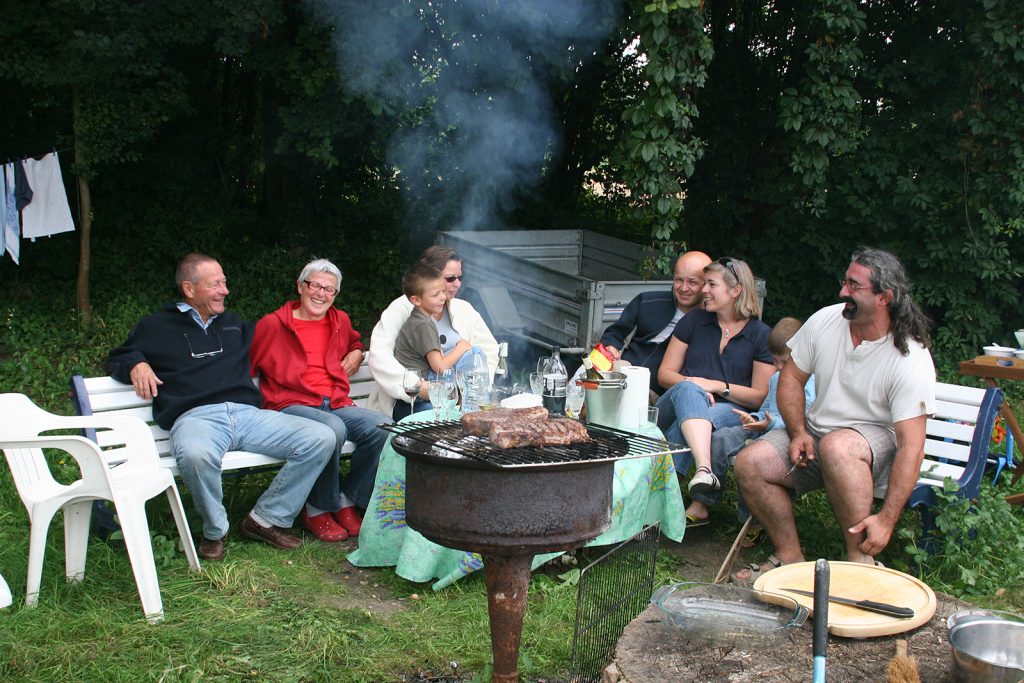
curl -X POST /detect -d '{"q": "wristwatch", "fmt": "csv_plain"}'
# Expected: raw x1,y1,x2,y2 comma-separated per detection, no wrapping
721,381,731,398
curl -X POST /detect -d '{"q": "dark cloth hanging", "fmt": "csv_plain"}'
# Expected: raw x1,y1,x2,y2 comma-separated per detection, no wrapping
13,160,32,210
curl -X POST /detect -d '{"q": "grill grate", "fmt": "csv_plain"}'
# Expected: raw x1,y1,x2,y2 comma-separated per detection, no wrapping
568,523,660,683
382,419,687,469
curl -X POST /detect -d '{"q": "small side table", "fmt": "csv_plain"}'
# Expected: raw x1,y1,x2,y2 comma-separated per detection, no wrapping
959,356,1024,485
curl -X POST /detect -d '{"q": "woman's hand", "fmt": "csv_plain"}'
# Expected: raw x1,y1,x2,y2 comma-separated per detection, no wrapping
342,349,363,376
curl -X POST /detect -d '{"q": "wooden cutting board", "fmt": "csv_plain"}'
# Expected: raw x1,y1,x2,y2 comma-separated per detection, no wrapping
754,561,936,637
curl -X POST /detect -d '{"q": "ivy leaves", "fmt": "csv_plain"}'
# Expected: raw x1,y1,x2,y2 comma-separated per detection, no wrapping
616,0,711,272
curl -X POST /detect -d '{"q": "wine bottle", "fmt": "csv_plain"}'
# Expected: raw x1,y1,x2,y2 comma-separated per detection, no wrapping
582,357,603,381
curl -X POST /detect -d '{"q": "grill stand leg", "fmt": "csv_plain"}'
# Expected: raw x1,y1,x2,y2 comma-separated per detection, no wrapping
483,553,532,683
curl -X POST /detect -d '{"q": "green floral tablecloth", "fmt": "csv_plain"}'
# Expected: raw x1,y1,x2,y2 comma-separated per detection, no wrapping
347,410,687,590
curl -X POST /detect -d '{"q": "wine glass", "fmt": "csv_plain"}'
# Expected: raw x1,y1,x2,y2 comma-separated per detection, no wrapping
537,356,552,376
529,372,544,395
402,368,422,416
565,381,586,419
428,379,447,421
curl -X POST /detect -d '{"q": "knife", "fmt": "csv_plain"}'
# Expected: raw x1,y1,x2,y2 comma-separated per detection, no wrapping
780,587,915,619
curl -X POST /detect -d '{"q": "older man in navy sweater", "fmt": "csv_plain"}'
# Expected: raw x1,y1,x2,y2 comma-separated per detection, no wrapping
600,250,712,395
106,253,335,561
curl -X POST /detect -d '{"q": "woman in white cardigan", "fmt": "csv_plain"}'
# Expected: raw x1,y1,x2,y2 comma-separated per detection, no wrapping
367,245,499,419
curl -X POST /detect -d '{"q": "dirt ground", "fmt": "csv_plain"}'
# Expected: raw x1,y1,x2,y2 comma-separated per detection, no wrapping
616,528,968,682
333,527,967,682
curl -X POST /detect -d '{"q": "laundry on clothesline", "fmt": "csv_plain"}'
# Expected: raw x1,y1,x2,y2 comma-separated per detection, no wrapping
21,152,74,240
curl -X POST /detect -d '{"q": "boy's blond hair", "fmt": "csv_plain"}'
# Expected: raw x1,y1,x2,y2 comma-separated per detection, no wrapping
768,317,803,356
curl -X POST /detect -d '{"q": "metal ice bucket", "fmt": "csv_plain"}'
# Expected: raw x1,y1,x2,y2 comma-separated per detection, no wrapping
582,371,627,427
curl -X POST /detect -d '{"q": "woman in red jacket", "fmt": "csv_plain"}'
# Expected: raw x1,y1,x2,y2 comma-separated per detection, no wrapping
250,259,392,542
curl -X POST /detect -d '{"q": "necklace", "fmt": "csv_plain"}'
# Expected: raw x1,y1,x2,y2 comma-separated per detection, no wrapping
721,325,731,338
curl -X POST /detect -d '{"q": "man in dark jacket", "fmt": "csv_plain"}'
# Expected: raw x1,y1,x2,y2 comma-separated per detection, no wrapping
106,253,335,561
600,250,712,394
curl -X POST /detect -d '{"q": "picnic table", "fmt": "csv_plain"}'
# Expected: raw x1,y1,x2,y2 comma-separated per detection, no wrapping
347,410,687,590
959,355,1024,485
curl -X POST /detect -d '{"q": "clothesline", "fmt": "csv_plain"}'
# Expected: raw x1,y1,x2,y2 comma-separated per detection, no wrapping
2,146,73,166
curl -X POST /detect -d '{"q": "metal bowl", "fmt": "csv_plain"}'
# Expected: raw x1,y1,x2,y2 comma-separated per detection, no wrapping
652,582,808,645
948,609,1024,682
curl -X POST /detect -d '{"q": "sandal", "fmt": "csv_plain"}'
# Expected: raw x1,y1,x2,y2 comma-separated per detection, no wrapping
685,513,710,529
688,466,721,495
731,554,785,588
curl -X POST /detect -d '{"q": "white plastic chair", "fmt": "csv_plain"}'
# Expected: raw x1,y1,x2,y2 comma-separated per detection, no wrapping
0,393,200,623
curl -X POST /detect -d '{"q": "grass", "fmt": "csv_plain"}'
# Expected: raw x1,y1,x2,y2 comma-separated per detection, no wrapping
4,269,1024,681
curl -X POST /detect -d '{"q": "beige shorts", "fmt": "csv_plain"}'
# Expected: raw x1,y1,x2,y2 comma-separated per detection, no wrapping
759,424,897,496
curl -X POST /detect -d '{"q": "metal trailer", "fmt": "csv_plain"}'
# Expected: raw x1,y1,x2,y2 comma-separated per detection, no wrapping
439,229,767,356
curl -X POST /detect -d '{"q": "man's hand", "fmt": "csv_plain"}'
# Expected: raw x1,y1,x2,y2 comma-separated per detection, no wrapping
788,433,815,467
129,362,162,400
605,345,622,361
341,349,363,376
455,340,473,353
848,513,895,556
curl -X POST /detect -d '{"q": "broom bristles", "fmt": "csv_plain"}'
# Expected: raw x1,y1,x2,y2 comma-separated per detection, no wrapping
886,639,920,683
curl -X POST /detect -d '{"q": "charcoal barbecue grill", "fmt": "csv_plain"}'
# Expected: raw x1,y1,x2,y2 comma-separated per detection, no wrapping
384,418,686,683
383,419,684,469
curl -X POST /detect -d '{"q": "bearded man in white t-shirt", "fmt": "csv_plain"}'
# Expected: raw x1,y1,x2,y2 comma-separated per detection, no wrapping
732,248,936,583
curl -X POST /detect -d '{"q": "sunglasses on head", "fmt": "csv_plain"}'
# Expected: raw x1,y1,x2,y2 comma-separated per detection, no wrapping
444,275,464,283
718,257,739,280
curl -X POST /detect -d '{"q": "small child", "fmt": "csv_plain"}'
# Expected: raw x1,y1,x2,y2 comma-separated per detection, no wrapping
686,317,816,529
393,262,474,419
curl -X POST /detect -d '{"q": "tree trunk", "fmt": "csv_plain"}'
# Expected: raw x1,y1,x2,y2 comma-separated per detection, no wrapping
72,85,93,322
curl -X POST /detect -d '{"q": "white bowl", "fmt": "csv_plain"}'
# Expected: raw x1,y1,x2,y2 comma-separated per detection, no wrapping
1015,350,1024,360
983,345,1016,358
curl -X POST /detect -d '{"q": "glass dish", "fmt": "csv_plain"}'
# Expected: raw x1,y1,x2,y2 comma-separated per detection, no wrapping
651,581,808,645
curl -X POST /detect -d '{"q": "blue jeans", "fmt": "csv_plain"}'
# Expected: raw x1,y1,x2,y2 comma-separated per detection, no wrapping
655,381,743,474
281,401,392,510
169,402,335,540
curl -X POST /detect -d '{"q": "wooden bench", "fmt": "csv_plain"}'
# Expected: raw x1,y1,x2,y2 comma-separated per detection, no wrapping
69,364,380,477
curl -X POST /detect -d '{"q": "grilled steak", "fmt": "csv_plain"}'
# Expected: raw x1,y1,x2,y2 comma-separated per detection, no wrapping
489,416,590,449
460,406,549,436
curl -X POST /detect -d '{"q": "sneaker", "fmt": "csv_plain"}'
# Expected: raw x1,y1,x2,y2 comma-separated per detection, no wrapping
333,506,362,537
299,510,348,543
688,466,720,496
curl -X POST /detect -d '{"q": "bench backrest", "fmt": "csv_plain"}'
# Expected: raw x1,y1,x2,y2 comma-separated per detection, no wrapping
70,364,377,460
875,381,1002,503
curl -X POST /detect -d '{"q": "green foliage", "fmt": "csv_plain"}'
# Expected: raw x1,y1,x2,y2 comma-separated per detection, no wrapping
897,481,1024,598
615,0,712,273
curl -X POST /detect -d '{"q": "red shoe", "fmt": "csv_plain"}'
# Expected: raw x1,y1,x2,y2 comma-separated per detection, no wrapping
301,509,348,542
333,506,362,537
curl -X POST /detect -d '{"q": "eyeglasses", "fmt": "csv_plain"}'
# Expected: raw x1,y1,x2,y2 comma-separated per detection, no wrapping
838,277,871,292
303,280,338,296
444,275,464,283
184,331,223,358
718,258,739,280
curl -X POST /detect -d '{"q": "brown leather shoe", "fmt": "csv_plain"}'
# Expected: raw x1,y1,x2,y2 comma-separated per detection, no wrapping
240,513,302,550
197,535,226,561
